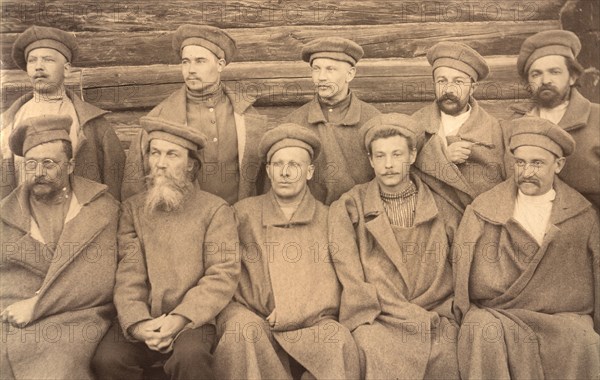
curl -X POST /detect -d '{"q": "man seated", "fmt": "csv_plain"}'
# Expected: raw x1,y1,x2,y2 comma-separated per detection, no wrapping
1,115,119,379
214,124,359,379
92,116,240,380
329,113,461,379
453,116,600,379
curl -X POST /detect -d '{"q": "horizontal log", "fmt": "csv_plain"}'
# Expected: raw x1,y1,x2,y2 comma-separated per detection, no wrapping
0,0,566,32
0,20,561,69
1,57,532,111
108,98,523,151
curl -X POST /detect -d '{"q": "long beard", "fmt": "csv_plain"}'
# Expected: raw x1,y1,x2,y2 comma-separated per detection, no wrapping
144,170,193,213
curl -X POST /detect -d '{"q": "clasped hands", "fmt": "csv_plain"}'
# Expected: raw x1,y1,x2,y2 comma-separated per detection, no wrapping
129,314,190,353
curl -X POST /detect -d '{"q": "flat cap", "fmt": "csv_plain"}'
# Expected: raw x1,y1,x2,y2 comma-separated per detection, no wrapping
361,113,419,152
301,37,364,66
140,116,207,152
172,24,237,64
12,25,78,70
508,116,575,157
9,114,72,157
427,42,489,81
259,123,321,162
517,30,581,78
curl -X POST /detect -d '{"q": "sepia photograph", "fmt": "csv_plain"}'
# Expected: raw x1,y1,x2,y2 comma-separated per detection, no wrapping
1,1,599,379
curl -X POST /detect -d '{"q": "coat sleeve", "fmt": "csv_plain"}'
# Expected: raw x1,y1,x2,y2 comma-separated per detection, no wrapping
121,129,149,201
328,195,381,332
114,201,153,340
588,214,600,334
96,117,126,201
451,205,483,324
170,204,241,327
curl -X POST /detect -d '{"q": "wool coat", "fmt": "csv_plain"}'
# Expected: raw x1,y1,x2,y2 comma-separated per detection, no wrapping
214,190,359,379
509,88,600,209
283,93,380,205
0,177,119,380
1,90,126,201
114,186,240,339
121,85,268,202
453,178,600,379
328,175,461,379
412,98,508,213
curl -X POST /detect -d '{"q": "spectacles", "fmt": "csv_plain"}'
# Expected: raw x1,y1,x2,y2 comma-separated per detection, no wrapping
24,158,61,171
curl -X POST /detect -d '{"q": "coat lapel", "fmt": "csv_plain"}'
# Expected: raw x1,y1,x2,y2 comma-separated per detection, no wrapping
362,180,411,286
39,178,111,293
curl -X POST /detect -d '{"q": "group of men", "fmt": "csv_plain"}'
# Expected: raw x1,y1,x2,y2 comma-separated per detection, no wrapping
0,21,598,380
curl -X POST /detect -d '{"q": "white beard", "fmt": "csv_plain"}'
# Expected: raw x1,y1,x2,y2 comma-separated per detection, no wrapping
144,170,192,213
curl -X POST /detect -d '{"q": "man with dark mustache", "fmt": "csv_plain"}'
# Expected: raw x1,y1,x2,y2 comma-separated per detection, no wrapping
122,24,267,204
283,37,380,205
1,114,119,379
1,26,126,201
412,42,507,213
453,116,600,379
329,113,462,379
92,116,240,380
510,30,600,209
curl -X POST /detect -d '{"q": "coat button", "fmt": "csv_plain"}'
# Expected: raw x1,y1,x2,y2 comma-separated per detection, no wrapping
209,108,214,112
213,137,218,142
211,120,216,124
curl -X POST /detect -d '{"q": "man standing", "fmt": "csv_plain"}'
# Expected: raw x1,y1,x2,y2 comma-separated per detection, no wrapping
1,115,119,379
1,25,126,200
284,37,380,205
454,116,599,379
329,113,461,379
92,116,240,379
215,124,359,379
122,24,268,203
511,30,600,208
412,42,507,213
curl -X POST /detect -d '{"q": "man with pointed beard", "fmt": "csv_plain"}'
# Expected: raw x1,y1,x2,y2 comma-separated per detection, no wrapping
92,116,240,380
510,30,600,209
412,42,507,214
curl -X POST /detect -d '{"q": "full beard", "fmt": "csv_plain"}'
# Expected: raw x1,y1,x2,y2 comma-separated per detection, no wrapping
532,84,570,108
144,171,193,213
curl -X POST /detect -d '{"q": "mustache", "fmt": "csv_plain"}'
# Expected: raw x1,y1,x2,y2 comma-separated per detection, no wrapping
518,178,540,185
438,93,460,103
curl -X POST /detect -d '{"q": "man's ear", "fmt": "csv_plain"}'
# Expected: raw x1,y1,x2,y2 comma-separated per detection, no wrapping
555,156,566,174
63,62,72,77
346,66,357,83
66,158,75,175
306,164,315,181
217,58,226,73
469,80,478,97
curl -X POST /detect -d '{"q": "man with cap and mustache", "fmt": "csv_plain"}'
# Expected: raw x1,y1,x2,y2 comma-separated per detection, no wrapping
92,117,240,380
412,42,507,213
1,25,126,201
283,37,380,205
122,24,267,204
453,116,600,379
510,30,600,209
214,124,359,380
0,114,119,379
329,113,462,379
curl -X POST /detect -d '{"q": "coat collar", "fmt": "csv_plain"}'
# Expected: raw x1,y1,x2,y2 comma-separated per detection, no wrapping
471,177,592,225
362,174,439,226
262,188,317,227
2,90,108,127
421,98,494,146
150,84,256,123
307,92,362,125
509,89,591,131
0,176,109,234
